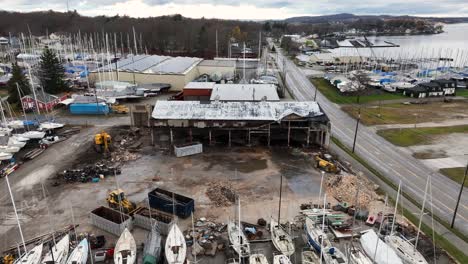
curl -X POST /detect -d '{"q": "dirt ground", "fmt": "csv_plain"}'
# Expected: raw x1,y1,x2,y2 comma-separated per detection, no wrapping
0,127,327,251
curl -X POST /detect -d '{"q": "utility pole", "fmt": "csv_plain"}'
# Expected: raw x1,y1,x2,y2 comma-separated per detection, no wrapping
352,107,361,153
451,160,468,228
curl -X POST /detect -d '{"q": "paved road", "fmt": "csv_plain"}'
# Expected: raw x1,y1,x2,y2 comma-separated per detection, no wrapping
272,47,468,235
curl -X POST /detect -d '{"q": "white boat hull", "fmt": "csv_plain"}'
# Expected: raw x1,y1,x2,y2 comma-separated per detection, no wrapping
270,219,295,256
360,230,402,264
273,255,292,264
249,253,269,264
39,122,65,131
385,235,428,264
0,152,13,161
14,243,43,264
228,221,250,257
42,235,70,264
165,224,187,264
15,131,46,139
114,228,137,264
66,238,88,264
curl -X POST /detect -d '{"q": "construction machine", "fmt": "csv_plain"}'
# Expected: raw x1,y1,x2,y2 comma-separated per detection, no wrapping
314,153,340,173
2,255,14,264
106,189,136,214
111,104,129,114
94,131,112,154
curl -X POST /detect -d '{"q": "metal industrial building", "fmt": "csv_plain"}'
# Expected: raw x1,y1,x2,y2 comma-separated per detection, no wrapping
89,55,236,91
210,84,280,102
150,101,330,148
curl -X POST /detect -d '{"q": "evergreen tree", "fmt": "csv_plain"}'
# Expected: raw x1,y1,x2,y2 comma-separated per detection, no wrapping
38,46,66,94
6,62,31,105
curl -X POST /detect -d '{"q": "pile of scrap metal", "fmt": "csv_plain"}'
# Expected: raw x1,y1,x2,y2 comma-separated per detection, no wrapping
58,163,121,183
185,218,227,257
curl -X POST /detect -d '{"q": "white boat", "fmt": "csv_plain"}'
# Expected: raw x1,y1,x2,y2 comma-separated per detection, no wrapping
15,131,46,139
385,235,428,264
360,229,402,264
66,238,88,264
8,120,25,129
0,127,12,136
11,135,30,142
273,255,292,264
348,246,372,264
14,243,43,264
0,145,21,153
322,246,348,264
39,122,65,131
165,223,186,264
302,251,320,264
0,152,13,161
227,221,250,257
270,218,295,256
114,228,137,264
42,235,70,264
249,253,269,264
304,217,331,253
8,137,27,148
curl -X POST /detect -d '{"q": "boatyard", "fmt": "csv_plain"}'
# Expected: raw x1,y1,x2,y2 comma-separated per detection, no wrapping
0,7,468,264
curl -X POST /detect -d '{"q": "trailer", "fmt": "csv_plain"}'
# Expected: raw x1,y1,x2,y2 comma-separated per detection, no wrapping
90,206,133,236
148,188,195,219
131,206,174,235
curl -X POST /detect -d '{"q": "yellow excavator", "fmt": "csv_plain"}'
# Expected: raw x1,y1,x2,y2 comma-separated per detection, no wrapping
94,131,112,154
106,189,136,214
2,255,14,264
314,153,340,173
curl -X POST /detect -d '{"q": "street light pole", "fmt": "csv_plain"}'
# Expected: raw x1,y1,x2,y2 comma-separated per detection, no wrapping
352,107,361,153
451,161,468,228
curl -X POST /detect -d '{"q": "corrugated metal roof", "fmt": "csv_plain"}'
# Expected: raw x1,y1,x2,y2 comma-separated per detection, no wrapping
198,60,236,67
146,56,202,74
119,55,170,72
152,101,322,121
210,84,279,102
184,82,216,90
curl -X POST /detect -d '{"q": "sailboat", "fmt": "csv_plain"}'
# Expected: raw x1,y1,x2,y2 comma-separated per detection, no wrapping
360,229,402,264
0,152,13,161
165,223,186,264
270,218,295,256
302,250,320,264
321,246,348,264
348,245,372,264
273,254,292,264
228,221,250,257
41,235,70,264
15,131,46,139
384,236,428,264
114,228,137,264
39,122,65,131
304,217,331,253
13,243,43,264
143,224,162,264
249,253,269,264
0,145,21,153
66,238,88,264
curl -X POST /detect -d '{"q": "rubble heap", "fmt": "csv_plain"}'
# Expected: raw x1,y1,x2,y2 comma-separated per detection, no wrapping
111,127,142,163
326,173,379,208
59,163,121,183
185,218,227,257
206,181,237,207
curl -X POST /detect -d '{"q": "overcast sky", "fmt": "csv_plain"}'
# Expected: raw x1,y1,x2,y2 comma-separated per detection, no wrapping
3,0,468,19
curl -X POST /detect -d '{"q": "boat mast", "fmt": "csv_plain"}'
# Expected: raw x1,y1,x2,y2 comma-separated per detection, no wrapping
319,193,327,264
238,197,241,264
373,194,387,261
390,181,402,235
5,174,27,254
415,175,430,252
278,174,283,224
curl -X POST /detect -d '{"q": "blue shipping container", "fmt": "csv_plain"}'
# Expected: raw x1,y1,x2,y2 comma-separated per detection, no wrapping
148,188,194,219
70,103,110,115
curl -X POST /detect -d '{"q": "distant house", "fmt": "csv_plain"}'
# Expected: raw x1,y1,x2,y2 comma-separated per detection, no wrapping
403,82,455,98
21,92,68,111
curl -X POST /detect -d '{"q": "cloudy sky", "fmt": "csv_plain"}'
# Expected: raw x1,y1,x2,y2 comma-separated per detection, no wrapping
3,0,468,19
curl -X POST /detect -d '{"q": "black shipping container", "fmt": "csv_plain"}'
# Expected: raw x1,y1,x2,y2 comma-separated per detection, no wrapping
148,188,195,218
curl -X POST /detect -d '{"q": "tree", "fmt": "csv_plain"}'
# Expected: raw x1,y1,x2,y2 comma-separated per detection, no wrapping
6,62,31,105
38,46,66,94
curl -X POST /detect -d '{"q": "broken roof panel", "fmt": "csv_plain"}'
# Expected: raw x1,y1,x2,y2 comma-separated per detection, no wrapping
152,101,323,122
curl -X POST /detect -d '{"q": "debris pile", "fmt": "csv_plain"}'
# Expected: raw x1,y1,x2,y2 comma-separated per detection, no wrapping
111,127,142,162
59,163,121,183
206,182,237,207
185,218,227,257
326,173,379,208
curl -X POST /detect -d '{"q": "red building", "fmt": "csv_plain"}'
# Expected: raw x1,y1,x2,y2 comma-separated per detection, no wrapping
21,92,68,111
182,82,215,101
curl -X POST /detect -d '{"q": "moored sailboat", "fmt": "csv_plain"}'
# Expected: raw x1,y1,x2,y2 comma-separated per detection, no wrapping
270,218,295,256
114,228,137,264
41,235,70,264
165,223,186,264
66,238,88,264
14,243,43,264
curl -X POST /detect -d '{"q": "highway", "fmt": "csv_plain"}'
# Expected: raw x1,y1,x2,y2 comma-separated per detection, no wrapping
272,46,468,236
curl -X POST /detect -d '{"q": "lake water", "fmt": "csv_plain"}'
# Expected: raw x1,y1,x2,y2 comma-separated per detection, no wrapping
330,23,468,66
